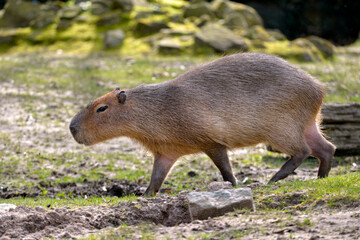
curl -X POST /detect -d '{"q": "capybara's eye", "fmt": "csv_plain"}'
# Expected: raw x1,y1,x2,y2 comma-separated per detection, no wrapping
96,105,108,113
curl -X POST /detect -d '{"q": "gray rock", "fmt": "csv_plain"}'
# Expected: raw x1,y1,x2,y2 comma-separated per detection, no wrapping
104,29,125,48
60,6,83,20
0,203,16,213
207,181,233,192
187,188,255,220
194,23,248,52
157,38,182,54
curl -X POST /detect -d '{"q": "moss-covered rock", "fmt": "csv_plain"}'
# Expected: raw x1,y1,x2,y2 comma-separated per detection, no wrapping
291,38,323,62
224,13,248,30
245,25,274,42
194,23,248,52
307,35,335,58
183,1,214,19
0,0,39,28
96,12,121,26
211,0,262,27
112,0,134,12
30,12,56,29
91,0,112,15
266,29,287,41
134,20,169,36
57,19,73,31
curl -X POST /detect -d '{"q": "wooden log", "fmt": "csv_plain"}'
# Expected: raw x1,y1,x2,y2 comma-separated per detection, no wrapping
321,103,360,156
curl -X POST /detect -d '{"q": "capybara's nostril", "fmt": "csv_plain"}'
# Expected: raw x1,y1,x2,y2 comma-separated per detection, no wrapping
69,125,77,135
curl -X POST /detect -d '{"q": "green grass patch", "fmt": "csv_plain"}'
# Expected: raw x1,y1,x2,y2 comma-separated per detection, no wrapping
0,195,137,208
256,172,360,210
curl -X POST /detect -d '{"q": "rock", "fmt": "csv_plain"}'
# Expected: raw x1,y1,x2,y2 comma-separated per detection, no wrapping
112,0,134,12
104,29,125,48
96,13,121,26
0,34,14,45
211,0,263,27
60,5,83,20
91,0,111,15
207,181,233,192
160,29,194,36
57,19,73,31
267,29,287,41
224,12,248,30
157,38,182,54
307,35,335,58
322,103,360,156
291,38,322,62
194,23,248,52
30,11,56,29
0,0,39,28
134,20,169,36
187,188,255,220
183,1,214,19
0,203,16,213
246,25,274,41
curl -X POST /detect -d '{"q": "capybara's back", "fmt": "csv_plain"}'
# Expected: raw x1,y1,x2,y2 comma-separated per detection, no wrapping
70,53,336,196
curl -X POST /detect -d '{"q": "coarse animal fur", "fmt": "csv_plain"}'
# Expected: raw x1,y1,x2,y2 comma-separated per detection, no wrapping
70,53,336,196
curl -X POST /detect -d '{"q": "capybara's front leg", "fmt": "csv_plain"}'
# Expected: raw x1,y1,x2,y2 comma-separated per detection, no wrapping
143,154,178,196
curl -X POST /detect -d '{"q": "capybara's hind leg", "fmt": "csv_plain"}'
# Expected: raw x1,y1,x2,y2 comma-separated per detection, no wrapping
205,145,237,186
305,122,335,178
269,146,311,182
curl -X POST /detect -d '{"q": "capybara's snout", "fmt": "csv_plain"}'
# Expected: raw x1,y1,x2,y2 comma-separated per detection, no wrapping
69,115,85,144
69,122,78,136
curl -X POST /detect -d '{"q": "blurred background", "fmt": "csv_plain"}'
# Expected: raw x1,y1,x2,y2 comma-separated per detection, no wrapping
0,0,358,58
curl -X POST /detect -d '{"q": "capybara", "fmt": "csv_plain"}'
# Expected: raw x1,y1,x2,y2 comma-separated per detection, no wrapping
70,53,335,196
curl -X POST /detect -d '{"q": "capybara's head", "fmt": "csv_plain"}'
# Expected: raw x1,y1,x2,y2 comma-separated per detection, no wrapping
70,88,128,146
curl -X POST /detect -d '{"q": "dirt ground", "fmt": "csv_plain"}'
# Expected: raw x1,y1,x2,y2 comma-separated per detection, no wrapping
1,189,359,240
0,53,359,240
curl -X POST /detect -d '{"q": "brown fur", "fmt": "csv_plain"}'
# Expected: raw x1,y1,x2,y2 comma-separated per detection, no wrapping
70,53,335,195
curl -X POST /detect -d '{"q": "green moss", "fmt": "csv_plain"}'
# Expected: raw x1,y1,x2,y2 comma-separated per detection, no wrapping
256,40,324,62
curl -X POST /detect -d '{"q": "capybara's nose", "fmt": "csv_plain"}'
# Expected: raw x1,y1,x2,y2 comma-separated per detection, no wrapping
69,124,77,135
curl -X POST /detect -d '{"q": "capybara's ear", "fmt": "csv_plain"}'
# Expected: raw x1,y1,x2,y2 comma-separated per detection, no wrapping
117,91,127,104
115,87,120,91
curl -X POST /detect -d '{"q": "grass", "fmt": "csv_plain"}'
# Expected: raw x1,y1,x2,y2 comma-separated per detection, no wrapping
0,195,137,208
256,172,360,210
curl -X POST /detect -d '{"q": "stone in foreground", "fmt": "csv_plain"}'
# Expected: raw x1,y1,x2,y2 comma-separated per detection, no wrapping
187,188,255,221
